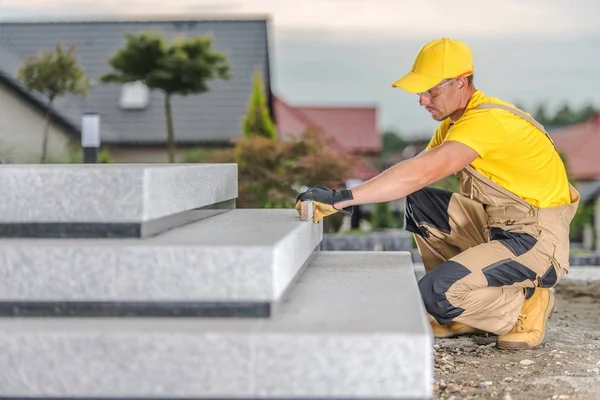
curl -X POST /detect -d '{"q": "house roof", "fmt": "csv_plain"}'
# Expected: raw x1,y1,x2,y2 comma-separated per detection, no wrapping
551,113,600,180
273,95,381,153
273,95,381,181
0,16,273,145
349,158,382,182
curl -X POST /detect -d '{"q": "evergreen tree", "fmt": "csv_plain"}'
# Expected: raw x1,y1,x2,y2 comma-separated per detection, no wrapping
242,68,276,140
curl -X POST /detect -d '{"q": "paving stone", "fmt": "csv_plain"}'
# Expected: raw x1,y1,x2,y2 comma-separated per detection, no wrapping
0,164,237,237
0,209,322,317
0,251,432,399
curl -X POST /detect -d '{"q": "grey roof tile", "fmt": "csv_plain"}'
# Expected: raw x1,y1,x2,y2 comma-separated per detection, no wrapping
0,44,22,77
0,17,272,144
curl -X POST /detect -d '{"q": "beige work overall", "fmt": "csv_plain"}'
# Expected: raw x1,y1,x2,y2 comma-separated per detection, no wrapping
407,103,580,335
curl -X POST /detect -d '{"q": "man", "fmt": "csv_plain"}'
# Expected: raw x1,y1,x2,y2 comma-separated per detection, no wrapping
296,38,579,350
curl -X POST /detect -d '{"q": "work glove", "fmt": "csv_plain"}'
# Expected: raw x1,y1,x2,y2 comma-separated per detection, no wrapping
295,185,354,223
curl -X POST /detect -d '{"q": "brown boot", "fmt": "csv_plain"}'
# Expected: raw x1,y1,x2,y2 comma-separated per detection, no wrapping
497,287,556,350
429,315,485,338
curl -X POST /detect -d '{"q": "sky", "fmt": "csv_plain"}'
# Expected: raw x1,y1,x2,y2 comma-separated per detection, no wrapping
1,0,600,137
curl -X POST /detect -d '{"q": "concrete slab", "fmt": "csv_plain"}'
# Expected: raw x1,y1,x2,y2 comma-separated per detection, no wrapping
0,251,433,399
560,265,600,283
0,163,237,238
321,230,413,251
0,210,322,317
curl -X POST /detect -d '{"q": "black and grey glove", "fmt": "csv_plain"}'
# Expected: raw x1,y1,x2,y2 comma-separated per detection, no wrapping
295,185,354,222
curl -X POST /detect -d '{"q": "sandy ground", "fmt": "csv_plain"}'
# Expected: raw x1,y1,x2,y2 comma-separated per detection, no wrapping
433,281,600,400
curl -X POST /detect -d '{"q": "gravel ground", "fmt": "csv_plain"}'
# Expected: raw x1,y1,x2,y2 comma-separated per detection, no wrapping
433,280,600,400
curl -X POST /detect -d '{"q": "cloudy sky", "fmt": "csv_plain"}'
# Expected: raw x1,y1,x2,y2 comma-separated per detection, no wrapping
2,0,600,137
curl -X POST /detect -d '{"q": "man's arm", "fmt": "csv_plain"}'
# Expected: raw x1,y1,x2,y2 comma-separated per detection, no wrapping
335,141,478,209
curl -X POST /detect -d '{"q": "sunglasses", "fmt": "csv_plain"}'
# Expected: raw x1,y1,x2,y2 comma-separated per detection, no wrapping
417,71,473,99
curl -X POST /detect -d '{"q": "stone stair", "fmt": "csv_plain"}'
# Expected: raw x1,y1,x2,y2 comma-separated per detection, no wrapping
0,163,433,399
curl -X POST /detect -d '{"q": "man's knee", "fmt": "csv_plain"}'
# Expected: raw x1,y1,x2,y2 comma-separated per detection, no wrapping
405,187,453,237
419,260,471,324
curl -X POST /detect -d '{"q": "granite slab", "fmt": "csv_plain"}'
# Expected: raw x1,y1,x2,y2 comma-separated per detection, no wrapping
0,251,433,399
0,209,322,317
0,163,237,238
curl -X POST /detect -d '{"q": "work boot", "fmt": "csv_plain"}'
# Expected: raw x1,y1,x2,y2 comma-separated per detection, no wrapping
497,287,556,350
429,315,485,338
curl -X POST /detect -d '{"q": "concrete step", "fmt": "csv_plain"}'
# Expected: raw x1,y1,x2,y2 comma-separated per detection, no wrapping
321,230,413,251
0,209,322,318
0,163,237,238
0,251,432,399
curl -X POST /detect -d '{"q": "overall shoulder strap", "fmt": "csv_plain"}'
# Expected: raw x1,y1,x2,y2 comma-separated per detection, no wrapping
475,102,554,146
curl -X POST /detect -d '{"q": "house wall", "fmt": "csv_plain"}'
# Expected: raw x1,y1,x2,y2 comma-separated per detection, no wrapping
0,83,73,163
107,146,187,163
106,145,231,164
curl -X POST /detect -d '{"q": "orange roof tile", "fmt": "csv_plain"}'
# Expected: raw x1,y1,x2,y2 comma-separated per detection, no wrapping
274,95,381,153
273,95,381,181
551,114,600,180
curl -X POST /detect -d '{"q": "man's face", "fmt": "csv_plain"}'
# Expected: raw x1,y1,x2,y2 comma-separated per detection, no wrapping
417,78,460,121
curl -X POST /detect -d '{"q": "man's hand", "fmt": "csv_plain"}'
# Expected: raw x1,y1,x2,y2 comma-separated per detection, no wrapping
295,185,354,223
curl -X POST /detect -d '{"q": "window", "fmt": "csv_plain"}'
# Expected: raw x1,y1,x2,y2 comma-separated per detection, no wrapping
119,81,150,110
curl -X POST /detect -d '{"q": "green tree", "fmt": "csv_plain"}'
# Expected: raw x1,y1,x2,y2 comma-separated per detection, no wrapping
101,32,231,163
575,103,597,123
17,41,91,163
242,68,276,139
379,128,408,169
523,101,600,128
371,201,396,229
193,128,355,209
533,103,550,126
381,129,407,156
553,103,577,127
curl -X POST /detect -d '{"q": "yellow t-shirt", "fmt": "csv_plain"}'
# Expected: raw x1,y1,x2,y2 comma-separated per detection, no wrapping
426,90,571,208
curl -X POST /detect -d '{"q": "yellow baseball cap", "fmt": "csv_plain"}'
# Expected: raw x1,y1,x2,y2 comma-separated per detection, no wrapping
391,38,474,94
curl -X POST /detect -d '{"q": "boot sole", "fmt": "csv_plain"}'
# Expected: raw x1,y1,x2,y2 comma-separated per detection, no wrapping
497,289,556,351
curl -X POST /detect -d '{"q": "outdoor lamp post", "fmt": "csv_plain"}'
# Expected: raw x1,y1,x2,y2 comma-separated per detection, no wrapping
81,113,100,163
